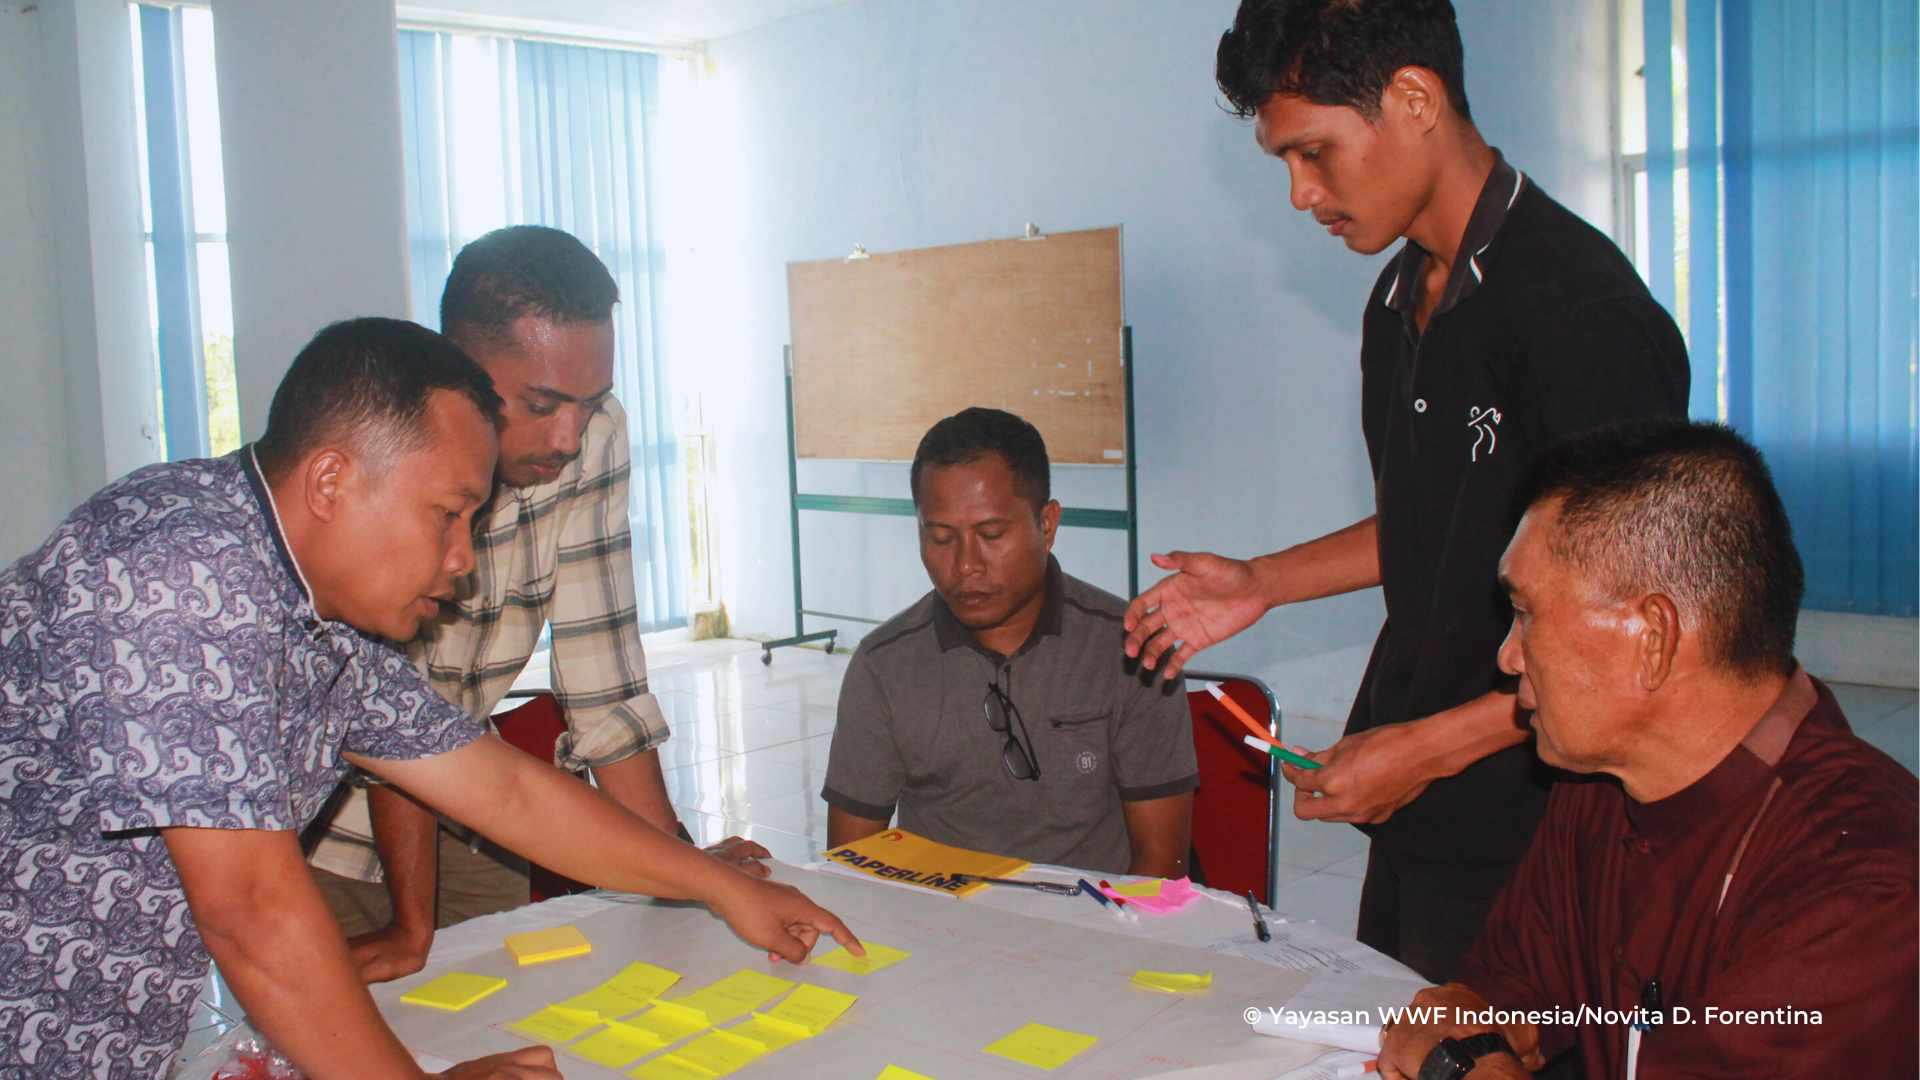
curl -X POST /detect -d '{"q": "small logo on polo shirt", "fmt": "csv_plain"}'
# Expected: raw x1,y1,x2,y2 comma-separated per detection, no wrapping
1076,750,1098,773
1468,406,1503,461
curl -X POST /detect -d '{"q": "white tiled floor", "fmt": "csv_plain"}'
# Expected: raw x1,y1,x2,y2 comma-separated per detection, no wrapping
651,637,849,864
171,637,1917,1070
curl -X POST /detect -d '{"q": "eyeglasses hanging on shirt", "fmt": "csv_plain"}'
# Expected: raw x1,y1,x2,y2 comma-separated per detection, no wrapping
983,678,1042,781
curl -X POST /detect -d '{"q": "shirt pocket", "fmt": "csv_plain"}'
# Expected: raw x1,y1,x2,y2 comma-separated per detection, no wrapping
1039,710,1113,786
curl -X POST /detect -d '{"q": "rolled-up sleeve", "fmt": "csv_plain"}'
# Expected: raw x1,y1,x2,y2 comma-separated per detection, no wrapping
548,399,670,771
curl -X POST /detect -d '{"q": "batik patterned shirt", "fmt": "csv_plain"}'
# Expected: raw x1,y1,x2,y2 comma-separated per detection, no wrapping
0,450,483,1079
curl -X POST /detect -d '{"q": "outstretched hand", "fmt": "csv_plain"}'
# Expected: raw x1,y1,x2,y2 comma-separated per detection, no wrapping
440,1046,563,1079
708,874,866,965
1122,551,1272,679
704,835,774,878
1281,722,1435,825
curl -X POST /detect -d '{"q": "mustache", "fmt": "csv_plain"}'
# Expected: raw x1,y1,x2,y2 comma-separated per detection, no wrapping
518,451,580,472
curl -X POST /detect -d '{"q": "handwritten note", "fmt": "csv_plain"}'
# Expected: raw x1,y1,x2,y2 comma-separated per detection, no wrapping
811,942,911,975
981,1022,1098,1070
1130,970,1213,993
761,984,858,1034
668,969,795,1024
670,1029,768,1076
561,961,683,1020
732,1015,813,1051
628,1055,718,1080
506,1005,602,1044
399,972,506,1011
628,1000,713,1042
568,1020,668,1069
876,1068,939,1080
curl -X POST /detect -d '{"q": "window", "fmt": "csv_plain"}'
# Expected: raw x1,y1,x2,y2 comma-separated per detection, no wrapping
397,28,692,632
130,3,239,459
1622,0,1917,616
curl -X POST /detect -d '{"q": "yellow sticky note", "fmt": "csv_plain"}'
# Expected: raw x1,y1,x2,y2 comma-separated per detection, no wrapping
504,924,593,965
562,961,684,1019
1129,970,1213,993
982,1022,1099,1070
876,1068,939,1080
811,942,911,975
1114,879,1163,898
507,1005,603,1044
399,972,507,1011
734,1014,814,1051
669,969,795,1024
628,1056,718,1080
568,1020,669,1068
628,1000,713,1042
762,984,858,1034
672,1029,768,1077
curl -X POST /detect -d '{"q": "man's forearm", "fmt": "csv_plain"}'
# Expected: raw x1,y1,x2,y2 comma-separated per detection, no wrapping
827,806,890,849
166,828,427,1080
1252,515,1381,607
358,738,737,902
1408,689,1529,784
590,748,681,835
1121,793,1193,879
367,782,439,934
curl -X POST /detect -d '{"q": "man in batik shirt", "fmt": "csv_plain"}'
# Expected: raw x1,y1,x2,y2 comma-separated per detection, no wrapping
0,319,856,1080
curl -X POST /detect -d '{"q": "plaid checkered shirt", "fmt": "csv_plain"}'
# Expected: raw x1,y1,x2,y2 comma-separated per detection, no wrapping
308,397,670,883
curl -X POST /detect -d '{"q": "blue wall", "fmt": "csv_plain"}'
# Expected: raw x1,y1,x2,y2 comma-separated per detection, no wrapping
683,0,1617,723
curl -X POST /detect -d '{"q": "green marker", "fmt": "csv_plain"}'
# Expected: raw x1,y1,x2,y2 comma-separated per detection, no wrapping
1242,734,1322,770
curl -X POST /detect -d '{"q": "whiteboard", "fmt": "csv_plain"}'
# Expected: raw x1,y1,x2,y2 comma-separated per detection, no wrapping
788,228,1126,465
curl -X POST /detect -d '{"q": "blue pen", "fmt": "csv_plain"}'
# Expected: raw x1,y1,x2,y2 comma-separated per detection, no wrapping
1078,877,1125,920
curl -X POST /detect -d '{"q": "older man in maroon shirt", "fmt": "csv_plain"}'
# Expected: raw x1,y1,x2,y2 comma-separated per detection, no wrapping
1377,420,1918,1080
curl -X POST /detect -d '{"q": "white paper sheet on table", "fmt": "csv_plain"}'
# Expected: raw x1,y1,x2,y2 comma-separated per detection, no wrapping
381,862,1333,1079
1269,1048,1378,1079
412,860,1424,1073
1199,928,1428,1053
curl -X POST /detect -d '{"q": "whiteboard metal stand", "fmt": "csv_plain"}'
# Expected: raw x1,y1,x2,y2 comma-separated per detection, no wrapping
762,327,1140,665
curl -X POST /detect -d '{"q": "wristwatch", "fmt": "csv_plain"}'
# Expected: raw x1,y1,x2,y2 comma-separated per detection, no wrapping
1416,1032,1517,1080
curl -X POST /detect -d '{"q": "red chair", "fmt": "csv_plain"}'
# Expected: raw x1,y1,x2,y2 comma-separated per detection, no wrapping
1183,671,1284,906
493,691,597,903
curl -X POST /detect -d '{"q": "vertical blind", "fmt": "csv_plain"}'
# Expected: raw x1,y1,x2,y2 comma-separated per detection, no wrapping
1644,0,1918,617
398,31,689,631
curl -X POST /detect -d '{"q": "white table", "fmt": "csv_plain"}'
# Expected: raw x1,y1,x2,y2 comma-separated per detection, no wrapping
375,861,1424,1080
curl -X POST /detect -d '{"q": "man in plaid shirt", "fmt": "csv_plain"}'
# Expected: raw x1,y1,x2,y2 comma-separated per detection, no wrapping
308,226,766,982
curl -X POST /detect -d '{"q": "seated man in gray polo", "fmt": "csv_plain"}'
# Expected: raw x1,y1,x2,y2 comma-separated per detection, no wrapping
823,408,1198,877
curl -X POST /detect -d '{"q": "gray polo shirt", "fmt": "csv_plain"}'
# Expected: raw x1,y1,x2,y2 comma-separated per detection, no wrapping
822,558,1199,875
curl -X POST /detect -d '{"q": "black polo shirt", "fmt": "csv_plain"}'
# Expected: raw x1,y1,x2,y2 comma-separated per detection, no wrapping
1352,152,1690,881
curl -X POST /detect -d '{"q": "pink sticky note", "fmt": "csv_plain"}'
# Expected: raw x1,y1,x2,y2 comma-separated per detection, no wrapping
1099,877,1200,915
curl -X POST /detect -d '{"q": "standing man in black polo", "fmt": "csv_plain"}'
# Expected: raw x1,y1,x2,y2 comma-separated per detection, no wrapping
1123,0,1690,983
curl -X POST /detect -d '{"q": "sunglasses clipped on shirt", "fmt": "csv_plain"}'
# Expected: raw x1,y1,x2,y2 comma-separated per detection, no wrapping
983,680,1042,782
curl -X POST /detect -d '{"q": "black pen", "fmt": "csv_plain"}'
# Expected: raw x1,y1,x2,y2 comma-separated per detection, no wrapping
1245,890,1271,942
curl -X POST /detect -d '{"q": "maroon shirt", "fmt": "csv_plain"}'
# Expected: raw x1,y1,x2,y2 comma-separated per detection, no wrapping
1455,671,1918,1077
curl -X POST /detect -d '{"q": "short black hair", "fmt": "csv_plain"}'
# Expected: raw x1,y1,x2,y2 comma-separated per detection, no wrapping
1512,419,1804,679
910,408,1051,517
439,225,619,349
255,317,503,481
1216,0,1472,122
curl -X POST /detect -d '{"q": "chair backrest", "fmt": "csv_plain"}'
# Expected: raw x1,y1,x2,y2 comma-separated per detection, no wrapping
493,692,595,903
493,691,567,761
1183,672,1282,907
